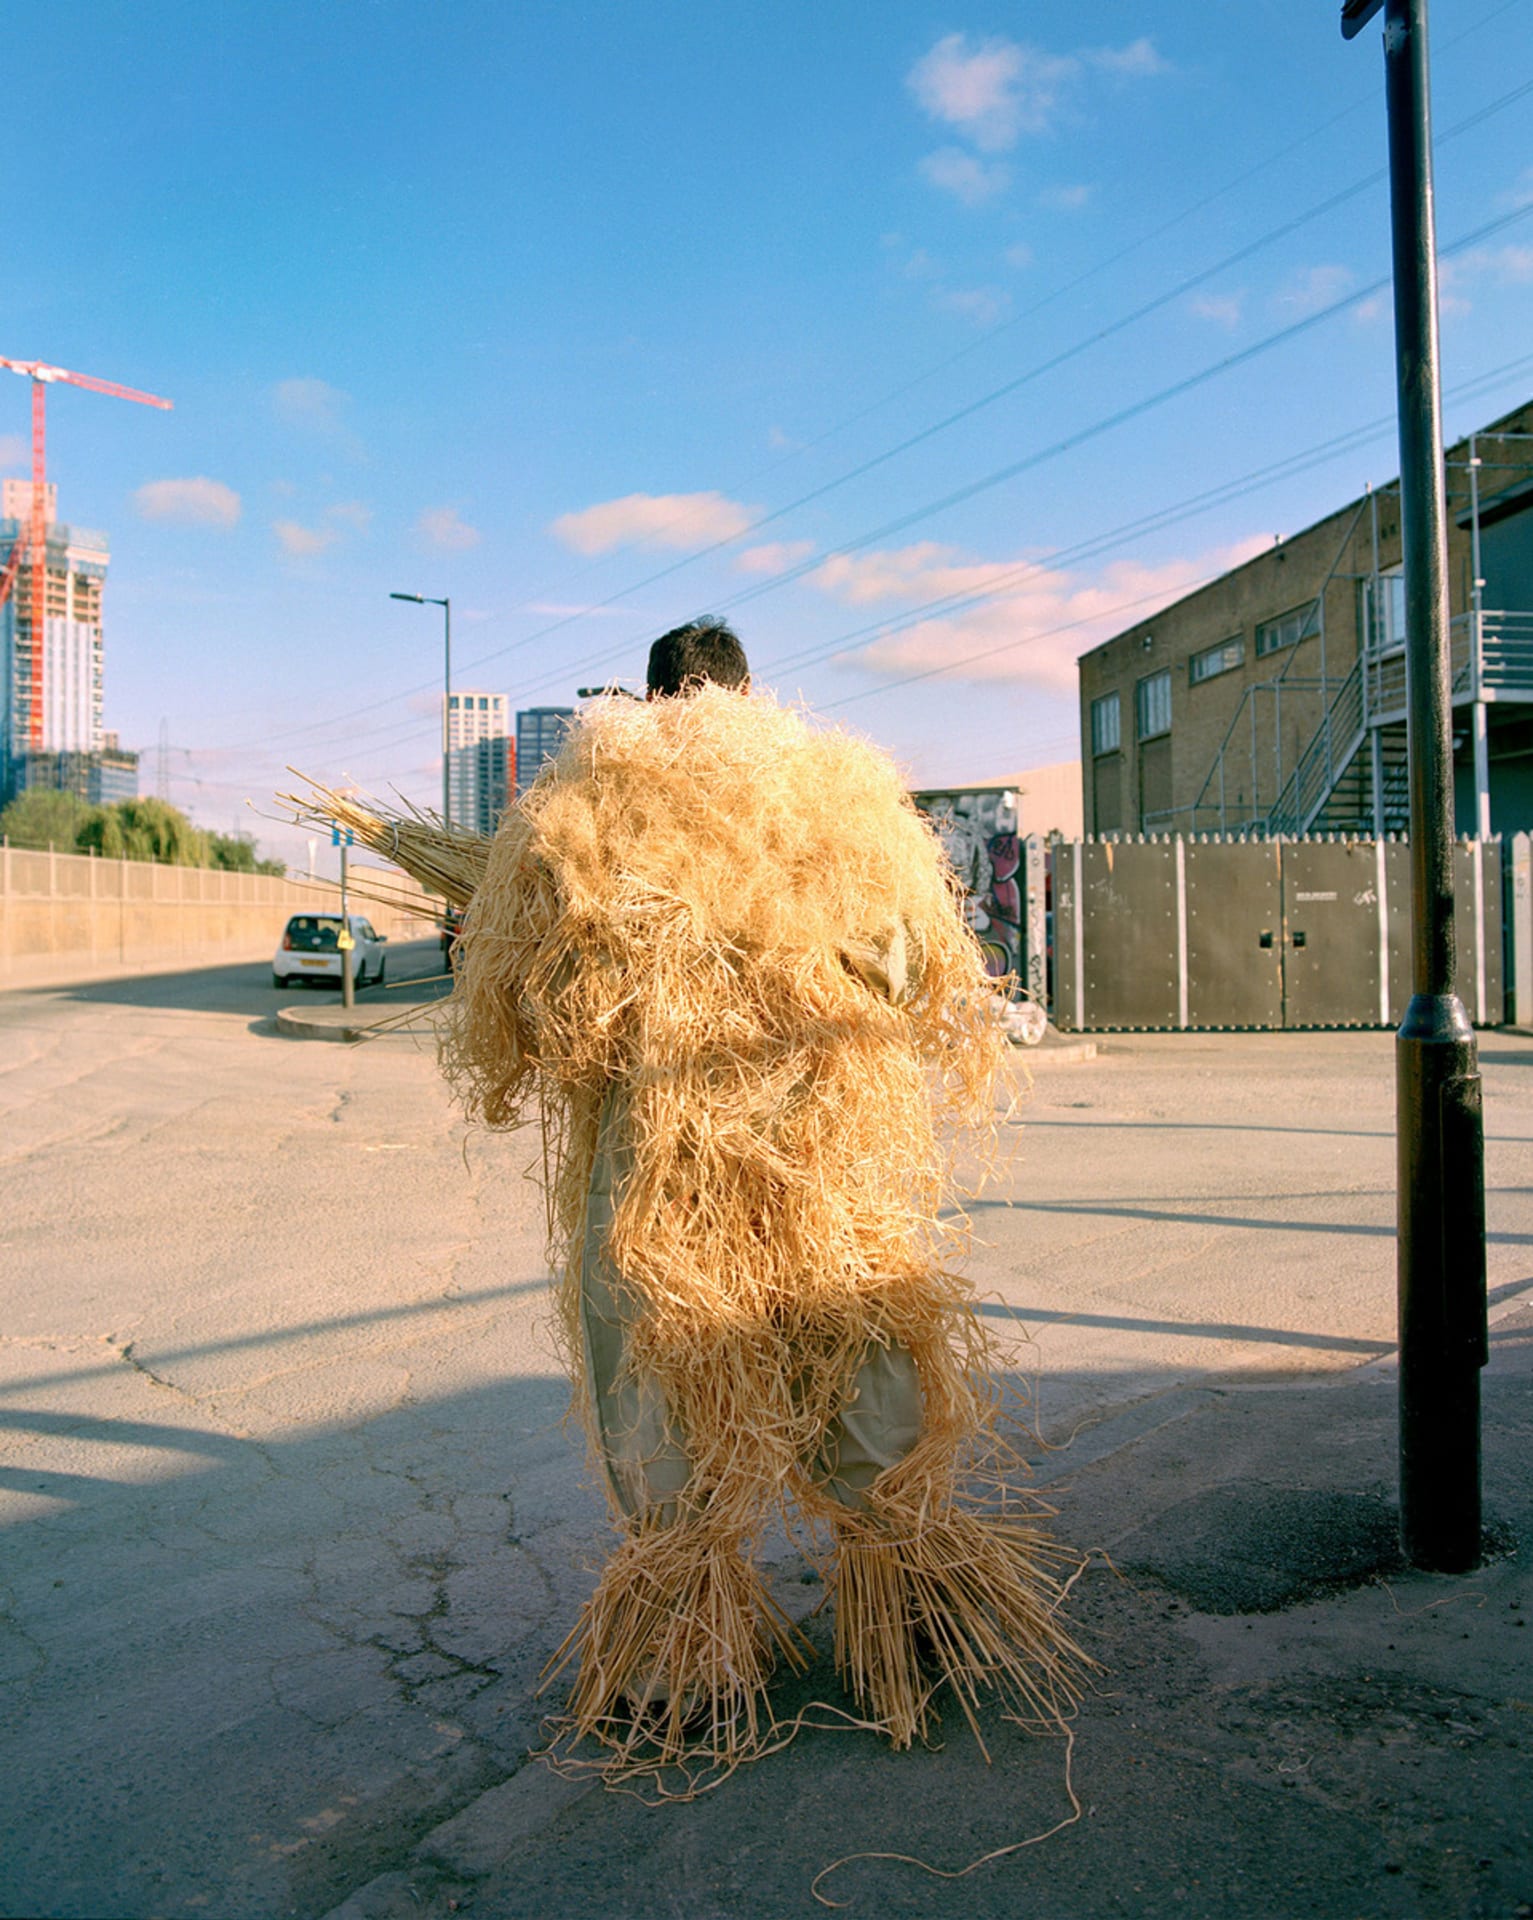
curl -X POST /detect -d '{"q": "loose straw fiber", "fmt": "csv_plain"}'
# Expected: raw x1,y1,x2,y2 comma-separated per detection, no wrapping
283,689,1084,1781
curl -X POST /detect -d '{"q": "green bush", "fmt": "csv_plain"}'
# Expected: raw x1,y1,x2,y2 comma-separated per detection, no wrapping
0,790,284,874
0,789,93,852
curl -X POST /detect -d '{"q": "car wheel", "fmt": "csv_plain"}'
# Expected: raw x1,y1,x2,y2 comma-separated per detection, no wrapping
273,973,286,990
375,958,387,987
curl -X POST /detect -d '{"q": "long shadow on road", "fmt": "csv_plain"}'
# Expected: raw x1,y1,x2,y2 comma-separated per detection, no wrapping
25,939,455,1018
1,1321,1529,1920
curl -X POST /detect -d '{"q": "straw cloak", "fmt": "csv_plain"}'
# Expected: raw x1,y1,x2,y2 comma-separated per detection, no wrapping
439,687,1080,1772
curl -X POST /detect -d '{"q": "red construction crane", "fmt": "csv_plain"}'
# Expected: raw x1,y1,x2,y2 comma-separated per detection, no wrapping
0,358,172,752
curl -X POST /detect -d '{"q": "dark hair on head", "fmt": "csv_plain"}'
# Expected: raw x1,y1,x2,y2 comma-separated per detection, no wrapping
645,618,750,698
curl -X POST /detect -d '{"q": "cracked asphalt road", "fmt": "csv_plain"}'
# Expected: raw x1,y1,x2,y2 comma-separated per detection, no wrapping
1,946,585,1918
2,952,1531,1917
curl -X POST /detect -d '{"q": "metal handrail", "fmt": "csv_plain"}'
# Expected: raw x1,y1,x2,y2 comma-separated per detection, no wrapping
1265,657,1366,835
1146,602,1533,838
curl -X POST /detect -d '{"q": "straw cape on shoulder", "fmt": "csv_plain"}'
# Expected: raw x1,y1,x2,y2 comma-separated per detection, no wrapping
281,685,1085,1788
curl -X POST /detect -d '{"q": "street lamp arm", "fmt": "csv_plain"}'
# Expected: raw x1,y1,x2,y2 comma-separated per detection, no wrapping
388,593,453,832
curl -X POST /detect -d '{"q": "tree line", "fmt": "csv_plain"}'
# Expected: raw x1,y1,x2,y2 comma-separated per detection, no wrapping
0,789,286,875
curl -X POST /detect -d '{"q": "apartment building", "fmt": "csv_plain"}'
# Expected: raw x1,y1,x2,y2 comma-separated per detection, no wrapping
1077,395,1533,839
446,690,514,836
515,706,573,797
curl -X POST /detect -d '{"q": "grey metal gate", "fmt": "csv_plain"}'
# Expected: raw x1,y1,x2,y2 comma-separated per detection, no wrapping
1281,837,1392,1027
1055,837,1179,1030
1185,837,1282,1028
1046,833,1504,1032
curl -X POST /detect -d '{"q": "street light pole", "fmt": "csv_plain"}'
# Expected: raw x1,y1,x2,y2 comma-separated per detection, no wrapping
389,592,453,832
1343,0,1488,1573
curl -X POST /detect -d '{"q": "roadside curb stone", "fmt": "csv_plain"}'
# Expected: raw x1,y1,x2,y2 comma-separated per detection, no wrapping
275,997,446,1044
321,1767,597,1920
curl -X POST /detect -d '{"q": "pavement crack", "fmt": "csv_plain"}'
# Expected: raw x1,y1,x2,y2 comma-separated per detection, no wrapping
108,1337,204,1406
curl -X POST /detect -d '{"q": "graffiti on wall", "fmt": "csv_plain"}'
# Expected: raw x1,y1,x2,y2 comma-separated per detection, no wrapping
913,787,1023,989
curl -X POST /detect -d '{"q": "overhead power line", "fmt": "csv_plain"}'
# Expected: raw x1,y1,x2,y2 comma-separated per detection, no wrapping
426,73,1533,689
494,203,1533,712
195,75,1533,757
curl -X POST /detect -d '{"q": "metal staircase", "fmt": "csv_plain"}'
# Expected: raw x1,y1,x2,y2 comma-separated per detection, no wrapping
1264,611,1532,836
1172,609,1533,840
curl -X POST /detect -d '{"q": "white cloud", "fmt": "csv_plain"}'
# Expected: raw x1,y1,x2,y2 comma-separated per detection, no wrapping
815,541,963,607
919,147,1010,206
1500,167,1533,209
273,518,339,557
766,425,799,452
1275,264,1356,314
271,377,351,433
906,32,1169,154
1087,38,1170,78
1038,183,1092,212
734,540,815,576
268,497,372,555
1189,291,1244,329
936,285,1011,327
415,505,482,550
551,490,756,556
1353,292,1388,326
0,432,25,469
1447,243,1533,288
814,536,1269,691
907,33,1074,148
1436,245,1533,319
326,499,373,532
134,476,243,529
1004,241,1034,270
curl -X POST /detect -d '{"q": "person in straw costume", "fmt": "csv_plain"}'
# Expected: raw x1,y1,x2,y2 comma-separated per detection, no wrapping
292,618,1082,1784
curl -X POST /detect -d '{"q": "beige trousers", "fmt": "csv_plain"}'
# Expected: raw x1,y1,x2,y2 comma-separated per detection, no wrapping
577,1089,923,1523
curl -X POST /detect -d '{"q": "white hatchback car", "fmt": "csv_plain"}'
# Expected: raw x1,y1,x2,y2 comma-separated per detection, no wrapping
273,913,388,990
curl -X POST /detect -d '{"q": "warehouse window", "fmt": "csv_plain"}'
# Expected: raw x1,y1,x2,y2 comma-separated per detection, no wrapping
1255,600,1320,658
1090,691,1121,756
1190,635,1245,684
1362,568,1406,651
1136,670,1171,741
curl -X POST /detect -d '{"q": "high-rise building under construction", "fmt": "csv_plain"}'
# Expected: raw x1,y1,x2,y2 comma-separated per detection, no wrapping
0,478,134,807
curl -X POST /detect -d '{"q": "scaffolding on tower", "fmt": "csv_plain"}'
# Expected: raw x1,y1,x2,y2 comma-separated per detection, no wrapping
0,358,172,754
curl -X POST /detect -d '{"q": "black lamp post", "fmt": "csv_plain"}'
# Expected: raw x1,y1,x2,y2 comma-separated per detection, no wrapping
1343,0,1488,1572
389,592,453,831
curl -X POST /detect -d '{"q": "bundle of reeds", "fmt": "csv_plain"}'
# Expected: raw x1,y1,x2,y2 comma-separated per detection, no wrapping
274,775,490,910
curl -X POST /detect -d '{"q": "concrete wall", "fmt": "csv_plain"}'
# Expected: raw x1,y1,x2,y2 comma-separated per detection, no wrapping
0,845,441,989
975,760,1085,838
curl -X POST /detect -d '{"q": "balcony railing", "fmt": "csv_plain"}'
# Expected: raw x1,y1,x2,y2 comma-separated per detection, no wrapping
1481,610,1533,691
1145,604,1533,838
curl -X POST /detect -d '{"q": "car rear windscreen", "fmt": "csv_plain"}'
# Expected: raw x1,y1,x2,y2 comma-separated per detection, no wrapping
287,917,341,950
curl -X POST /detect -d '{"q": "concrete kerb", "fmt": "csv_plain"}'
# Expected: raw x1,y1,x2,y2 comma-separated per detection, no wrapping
1020,1025,1099,1065
273,996,448,1044
277,1000,1103,1059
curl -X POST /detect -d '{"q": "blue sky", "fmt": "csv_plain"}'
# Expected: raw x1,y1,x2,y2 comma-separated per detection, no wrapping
6,0,1532,868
